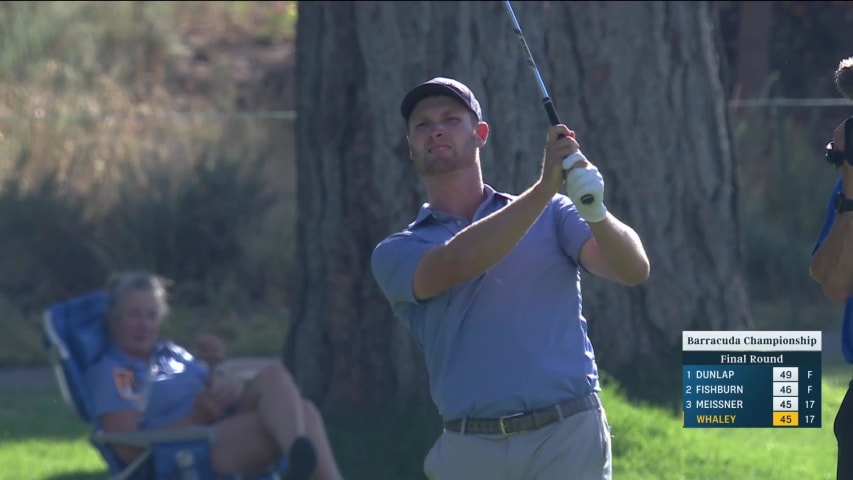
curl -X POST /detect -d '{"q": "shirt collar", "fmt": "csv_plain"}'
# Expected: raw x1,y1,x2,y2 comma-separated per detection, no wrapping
108,340,168,365
407,184,512,229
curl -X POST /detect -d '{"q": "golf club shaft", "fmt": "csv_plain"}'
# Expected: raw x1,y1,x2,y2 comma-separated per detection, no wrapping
503,0,561,126
503,0,594,205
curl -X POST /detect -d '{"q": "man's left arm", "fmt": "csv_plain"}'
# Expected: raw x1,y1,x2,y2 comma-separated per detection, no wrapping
562,157,649,286
579,213,650,286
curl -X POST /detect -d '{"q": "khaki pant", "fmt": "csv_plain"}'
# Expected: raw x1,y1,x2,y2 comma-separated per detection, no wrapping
424,407,612,480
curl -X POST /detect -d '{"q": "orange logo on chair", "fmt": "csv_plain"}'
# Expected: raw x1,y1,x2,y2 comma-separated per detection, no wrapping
112,368,138,401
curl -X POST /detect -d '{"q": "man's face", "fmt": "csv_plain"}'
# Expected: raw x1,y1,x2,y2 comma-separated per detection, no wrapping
406,95,484,176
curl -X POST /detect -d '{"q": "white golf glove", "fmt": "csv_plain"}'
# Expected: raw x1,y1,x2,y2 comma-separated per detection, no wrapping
562,152,607,223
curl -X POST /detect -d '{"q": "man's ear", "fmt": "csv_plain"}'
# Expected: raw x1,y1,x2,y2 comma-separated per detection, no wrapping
475,122,490,148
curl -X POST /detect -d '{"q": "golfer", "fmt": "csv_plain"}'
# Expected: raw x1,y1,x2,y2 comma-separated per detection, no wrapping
371,77,650,480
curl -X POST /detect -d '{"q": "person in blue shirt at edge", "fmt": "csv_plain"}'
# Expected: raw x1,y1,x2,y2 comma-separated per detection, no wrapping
85,271,345,480
370,77,651,480
811,114,853,480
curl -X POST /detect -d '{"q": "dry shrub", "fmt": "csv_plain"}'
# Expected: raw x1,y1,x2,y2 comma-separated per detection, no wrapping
0,1,297,313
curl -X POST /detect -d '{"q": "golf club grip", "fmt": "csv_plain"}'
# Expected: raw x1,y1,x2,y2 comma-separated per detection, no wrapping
543,98,561,126
544,96,573,143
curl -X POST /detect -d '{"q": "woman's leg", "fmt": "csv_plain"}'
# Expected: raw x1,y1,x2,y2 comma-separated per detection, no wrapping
236,362,307,452
210,413,281,477
235,362,344,480
303,399,344,480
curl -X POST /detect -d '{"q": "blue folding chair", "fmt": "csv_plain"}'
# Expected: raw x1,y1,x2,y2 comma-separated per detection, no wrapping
42,290,286,480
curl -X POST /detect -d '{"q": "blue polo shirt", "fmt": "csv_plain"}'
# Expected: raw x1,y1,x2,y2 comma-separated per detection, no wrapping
86,341,209,429
371,185,596,420
813,178,853,364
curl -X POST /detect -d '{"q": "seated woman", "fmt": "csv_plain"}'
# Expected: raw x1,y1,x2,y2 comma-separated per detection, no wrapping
85,271,344,480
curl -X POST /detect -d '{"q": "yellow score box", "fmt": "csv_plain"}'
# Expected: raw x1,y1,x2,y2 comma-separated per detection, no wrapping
772,411,799,427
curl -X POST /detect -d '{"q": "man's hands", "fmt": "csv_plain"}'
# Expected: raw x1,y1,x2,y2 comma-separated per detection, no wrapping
565,163,606,223
541,125,579,192
542,125,607,223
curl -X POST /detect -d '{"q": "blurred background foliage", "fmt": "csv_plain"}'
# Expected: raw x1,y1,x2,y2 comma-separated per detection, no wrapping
0,1,298,362
0,1,850,365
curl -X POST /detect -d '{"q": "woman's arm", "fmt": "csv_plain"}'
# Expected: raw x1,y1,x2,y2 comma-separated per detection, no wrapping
195,334,227,368
99,409,148,464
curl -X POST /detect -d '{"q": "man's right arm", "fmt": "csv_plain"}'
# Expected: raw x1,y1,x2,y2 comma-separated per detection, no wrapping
372,125,579,303
412,180,556,300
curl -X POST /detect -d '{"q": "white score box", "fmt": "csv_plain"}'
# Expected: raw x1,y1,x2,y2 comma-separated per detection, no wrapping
683,331,822,351
773,382,799,397
773,367,799,382
773,396,798,411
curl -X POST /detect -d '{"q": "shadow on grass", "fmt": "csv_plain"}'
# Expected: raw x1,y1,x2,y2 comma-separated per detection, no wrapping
601,347,685,414
44,472,105,480
324,402,442,480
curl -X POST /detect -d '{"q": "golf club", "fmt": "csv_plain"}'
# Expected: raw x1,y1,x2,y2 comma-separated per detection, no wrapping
503,0,595,205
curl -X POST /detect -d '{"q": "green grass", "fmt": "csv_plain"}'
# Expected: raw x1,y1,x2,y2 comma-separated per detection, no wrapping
1,366,848,480
0,386,105,480
602,366,847,480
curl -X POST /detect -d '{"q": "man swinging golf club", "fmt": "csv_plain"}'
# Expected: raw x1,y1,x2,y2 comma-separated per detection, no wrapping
370,75,650,480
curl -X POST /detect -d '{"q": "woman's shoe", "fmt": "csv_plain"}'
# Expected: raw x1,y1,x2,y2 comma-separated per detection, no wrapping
283,436,317,480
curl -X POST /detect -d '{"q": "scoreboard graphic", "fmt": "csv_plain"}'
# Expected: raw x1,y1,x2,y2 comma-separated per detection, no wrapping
682,331,822,428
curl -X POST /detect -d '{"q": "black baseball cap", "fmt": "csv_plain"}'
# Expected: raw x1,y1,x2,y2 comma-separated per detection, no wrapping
400,77,483,123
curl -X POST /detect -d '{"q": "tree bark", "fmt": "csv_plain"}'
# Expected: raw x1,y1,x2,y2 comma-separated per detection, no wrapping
540,2,753,393
286,1,752,409
734,1,774,100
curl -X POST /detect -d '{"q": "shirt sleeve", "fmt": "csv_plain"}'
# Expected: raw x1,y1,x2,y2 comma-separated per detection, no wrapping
553,195,593,267
812,178,843,256
164,341,210,380
187,358,210,382
371,231,434,305
85,357,137,418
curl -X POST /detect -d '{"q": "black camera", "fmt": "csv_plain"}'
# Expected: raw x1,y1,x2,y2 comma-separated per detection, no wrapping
825,115,853,167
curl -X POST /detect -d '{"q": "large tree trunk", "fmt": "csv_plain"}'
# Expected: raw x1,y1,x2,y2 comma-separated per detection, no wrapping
734,1,774,100
541,2,753,395
285,1,752,409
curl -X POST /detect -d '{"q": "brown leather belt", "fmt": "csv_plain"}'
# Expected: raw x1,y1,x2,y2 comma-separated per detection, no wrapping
443,393,601,436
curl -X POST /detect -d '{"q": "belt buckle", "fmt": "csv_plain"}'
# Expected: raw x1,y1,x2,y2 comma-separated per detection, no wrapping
498,412,525,436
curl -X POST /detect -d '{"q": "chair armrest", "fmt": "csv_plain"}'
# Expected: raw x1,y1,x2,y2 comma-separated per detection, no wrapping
93,426,215,448
108,450,152,480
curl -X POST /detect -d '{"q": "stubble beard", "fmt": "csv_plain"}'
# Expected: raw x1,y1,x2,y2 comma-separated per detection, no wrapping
414,137,478,177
